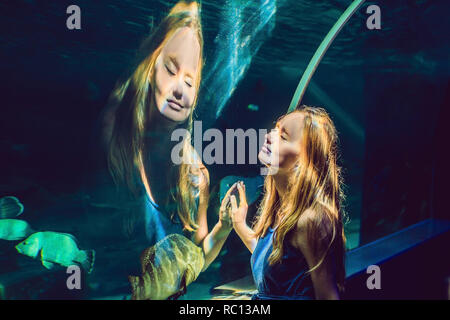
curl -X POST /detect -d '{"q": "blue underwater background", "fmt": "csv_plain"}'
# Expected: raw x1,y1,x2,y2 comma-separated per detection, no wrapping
0,0,449,299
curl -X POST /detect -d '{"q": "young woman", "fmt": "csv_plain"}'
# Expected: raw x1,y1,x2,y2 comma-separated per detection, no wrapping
102,1,232,273
228,105,347,300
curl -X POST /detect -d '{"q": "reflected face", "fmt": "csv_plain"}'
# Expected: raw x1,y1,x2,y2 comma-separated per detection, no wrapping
258,112,304,174
152,27,201,122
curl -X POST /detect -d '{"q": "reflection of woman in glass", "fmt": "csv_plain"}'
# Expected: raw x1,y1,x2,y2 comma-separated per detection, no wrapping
102,1,232,272
228,106,346,300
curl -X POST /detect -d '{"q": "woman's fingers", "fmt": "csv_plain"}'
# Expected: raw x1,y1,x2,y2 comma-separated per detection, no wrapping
219,196,232,226
222,204,229,220
223,182,237,202
221,182,236,206
220,197,232,221
230,195,238,212
220,194,228,211
228,182,238,195
237,181,247,207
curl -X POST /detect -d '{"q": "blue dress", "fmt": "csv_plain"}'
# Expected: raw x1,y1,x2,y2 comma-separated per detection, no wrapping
250,227,315,300
123,161,201,276
141,149,203,246
119,173,200,297
142,187,197,246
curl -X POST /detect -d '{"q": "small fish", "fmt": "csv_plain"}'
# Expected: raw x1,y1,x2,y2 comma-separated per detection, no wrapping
0,196,24,218
15,232,95,273
0,219,33,240
247,104,259,111
129,234,205,300
219,175,264,206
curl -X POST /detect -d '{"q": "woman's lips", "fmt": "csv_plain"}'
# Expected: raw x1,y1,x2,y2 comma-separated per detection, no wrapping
262,144,271,155
167,99,183,111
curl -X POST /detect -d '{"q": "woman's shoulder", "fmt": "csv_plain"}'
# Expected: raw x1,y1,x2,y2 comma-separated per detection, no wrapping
293,205,334,248
297,204,332,228
295,208,317,232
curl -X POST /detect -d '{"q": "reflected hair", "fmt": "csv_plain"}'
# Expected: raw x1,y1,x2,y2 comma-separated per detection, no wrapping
106,1,206,234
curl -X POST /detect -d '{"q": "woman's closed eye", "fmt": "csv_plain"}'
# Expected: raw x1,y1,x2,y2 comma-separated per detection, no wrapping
165,64,176,76
273,128,287,141
165,63,193,88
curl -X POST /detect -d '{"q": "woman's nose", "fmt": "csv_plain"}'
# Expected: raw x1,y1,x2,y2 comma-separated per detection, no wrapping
265,131,272,144
173,79,183,99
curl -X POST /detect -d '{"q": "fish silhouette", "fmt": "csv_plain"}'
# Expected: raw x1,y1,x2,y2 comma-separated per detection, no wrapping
128,233,205,300
0,219,33,240
0,196,24,218
15,231,95,273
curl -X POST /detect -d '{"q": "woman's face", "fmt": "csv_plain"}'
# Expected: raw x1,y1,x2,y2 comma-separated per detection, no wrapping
153,27,201,122
258,112,304,174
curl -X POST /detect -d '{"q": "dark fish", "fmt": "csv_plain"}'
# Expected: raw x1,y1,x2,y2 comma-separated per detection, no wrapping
129,234,205,300
0,196,24,218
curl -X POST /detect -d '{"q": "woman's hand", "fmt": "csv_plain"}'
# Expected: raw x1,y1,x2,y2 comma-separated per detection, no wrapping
227,181,256,253
230,181,248,227
218,182,237,231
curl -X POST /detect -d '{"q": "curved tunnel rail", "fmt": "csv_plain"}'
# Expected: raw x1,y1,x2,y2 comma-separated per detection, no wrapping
288,0,366,113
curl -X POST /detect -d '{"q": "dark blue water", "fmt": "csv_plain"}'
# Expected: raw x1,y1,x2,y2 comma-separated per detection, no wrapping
0,0,448,299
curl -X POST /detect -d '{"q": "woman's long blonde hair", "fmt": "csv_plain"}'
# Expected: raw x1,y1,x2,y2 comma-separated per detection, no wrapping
106,1,206,234
253,105,347,292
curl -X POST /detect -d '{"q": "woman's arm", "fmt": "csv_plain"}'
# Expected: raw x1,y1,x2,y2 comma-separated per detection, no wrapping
293,209,340,300
199,219,233,271
192,164,233,272
233,220,257,253
230,182,257,253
